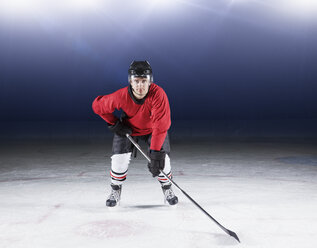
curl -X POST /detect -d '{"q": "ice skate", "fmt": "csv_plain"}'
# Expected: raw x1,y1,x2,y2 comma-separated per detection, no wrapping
162,184,178,205
106,184,122,207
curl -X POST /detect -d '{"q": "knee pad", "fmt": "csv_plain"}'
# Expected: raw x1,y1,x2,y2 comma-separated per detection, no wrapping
110,152,131,184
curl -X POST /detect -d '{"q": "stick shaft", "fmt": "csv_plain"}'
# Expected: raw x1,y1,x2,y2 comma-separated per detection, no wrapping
125,134,240,242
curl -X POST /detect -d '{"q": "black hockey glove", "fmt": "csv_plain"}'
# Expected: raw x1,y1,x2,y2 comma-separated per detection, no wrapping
108,120,132,137
148,150,165,177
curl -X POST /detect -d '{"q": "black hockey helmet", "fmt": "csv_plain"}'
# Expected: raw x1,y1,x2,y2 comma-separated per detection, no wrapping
128,60,153,82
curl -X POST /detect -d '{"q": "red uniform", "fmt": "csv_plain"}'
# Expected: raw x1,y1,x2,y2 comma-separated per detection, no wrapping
92,83,171,151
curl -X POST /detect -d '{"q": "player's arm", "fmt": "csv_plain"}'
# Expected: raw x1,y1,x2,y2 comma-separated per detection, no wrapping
92,91,132,136
147,89,171,177
150,89,171,150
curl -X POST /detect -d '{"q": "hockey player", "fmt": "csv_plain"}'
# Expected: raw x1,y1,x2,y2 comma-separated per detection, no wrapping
92,60,178,207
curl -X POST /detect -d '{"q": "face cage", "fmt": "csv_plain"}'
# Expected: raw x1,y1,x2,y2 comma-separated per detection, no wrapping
129,74,152,84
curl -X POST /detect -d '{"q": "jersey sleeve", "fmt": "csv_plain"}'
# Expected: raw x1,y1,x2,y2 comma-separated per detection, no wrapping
92,90,121,125
150,88,171,151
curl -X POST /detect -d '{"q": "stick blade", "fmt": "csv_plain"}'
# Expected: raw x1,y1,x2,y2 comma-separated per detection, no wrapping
227,229,240,243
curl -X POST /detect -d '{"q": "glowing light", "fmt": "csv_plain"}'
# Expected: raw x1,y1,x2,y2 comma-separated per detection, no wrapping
230,0,317,20
281,0,317,15
0,0,42,16
64,0,105,11
1,0,316,26
153,0,176,7
0,0,106,18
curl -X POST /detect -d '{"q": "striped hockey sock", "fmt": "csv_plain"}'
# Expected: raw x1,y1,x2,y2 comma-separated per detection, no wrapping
110,169,128,184
158,171,172,186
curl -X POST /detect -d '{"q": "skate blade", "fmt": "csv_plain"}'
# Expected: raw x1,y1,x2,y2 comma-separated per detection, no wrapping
164,200,178,208
169,204,178,209
106,200,121,210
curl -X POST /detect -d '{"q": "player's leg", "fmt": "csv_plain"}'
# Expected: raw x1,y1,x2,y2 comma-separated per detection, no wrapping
146,133,178,205
106,134,134,207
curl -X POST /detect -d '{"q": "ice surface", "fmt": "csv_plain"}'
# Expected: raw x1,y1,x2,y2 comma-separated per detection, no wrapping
0,138,316,248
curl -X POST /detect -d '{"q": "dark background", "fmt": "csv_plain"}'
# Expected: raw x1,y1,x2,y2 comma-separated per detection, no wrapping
1,1,317,140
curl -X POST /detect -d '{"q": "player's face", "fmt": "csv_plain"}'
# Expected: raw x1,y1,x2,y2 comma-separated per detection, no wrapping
130,76,151,99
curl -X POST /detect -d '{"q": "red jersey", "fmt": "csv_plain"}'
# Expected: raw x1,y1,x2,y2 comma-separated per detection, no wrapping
92,83,171,151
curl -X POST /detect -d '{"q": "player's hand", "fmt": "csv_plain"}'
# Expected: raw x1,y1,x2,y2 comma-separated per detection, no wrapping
148,150,165,177
108,120,132,137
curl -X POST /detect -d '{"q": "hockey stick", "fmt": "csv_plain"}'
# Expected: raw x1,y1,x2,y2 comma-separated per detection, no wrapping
126,134,240,243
